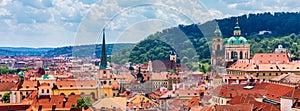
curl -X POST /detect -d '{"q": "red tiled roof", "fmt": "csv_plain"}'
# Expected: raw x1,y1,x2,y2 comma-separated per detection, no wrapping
0,82,16,91
183,97,200,108
30,95,82,110
252,53,290,64
214,104,253,111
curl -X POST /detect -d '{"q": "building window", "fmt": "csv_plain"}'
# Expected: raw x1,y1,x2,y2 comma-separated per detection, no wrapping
42,89,44,93
103,71,106,74
47,89,49,93
276,73,278,76
262,73,265,76
269,73,271,76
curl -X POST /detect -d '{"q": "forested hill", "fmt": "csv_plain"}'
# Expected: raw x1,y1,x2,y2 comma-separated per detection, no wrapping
111,12,300,70
0,44,134,57
217,12,300,38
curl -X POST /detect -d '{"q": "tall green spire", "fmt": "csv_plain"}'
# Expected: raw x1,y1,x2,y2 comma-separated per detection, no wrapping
100,28,107,69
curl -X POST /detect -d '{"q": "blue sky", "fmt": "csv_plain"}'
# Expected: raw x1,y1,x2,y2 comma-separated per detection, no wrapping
0,0,299,47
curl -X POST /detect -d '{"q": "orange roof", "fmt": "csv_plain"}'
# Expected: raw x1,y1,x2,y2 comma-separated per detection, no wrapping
252,53,290,64
264,83,294,101
214,104,253,111
183,97,200,108
0,82,16,91
227,60,300,72
20,80,38,90
30,95,82,110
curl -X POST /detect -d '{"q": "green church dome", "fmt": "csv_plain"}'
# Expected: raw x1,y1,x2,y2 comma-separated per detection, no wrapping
40,74,55,80
238,36,248,44
227,37,237,44
18,71,24,80
227,36,248,45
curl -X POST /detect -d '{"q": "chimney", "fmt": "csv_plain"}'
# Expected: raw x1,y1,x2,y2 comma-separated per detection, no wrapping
63,95,68,107
52,104,56,110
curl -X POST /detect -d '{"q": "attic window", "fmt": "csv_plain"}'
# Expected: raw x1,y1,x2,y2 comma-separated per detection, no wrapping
26,85,29,88
81,84,83,87
60,84,62,87
297,67,300,69
91,85,93,87
70,84,73,87
282,67,285,69
270,67,273,69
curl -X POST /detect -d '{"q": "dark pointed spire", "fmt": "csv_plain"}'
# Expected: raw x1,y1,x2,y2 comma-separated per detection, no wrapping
100,28,107,69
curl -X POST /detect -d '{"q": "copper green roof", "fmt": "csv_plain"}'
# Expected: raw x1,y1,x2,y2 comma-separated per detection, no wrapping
214,25,222,37
18,71,24,78
227,36,248,45
40,74,55,80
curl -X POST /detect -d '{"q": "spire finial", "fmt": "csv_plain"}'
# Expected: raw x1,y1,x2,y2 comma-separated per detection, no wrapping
236,18,239,25
100,27,107,69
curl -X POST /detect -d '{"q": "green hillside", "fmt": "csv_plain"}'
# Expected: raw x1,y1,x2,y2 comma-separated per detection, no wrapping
111,12,300,71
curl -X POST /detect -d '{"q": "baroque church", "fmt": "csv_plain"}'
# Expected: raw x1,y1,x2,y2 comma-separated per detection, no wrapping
211,18,250,75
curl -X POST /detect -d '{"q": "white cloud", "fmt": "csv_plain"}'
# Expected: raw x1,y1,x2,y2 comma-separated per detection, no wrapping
228,3,237,9
0,0,12,6
0,8,10,16
1,0,298,47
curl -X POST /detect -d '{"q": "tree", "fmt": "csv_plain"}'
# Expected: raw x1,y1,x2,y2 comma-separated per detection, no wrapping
76,98,87,108
76,96,92,108
83,96,92,107
2,92,10,103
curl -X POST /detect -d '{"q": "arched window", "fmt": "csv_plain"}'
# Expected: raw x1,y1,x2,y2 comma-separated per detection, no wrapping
232,51,238,59
90,92,96,99
240,51,243,59
217,44,220,51
70,92,75,95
